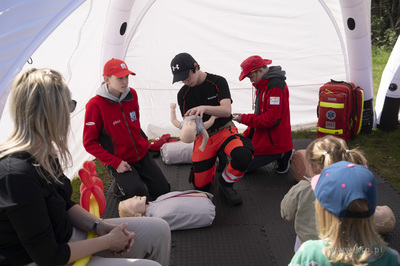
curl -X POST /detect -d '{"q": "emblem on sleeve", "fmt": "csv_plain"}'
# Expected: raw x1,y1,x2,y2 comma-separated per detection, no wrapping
270,97,280,105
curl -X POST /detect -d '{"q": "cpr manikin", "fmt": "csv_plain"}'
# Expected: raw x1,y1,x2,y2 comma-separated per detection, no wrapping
170,103,216,151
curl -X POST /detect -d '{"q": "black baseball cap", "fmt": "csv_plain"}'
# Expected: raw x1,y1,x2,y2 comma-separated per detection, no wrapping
170,53,196,83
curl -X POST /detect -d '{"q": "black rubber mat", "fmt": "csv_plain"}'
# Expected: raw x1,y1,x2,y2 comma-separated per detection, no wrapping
101,139,400,266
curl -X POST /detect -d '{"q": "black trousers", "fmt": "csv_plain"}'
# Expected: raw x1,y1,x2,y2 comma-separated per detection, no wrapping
245,153,283,173
106,152,170,200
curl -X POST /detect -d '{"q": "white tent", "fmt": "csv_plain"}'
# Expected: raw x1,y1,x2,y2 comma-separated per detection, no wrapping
0,0,374,179
375,35,400,128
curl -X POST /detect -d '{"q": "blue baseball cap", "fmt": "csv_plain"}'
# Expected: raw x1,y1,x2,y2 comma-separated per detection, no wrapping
311,161,377,218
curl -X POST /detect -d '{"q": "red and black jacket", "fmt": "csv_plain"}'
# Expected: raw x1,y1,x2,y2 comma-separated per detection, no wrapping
241,77,293,155
83,85,149,169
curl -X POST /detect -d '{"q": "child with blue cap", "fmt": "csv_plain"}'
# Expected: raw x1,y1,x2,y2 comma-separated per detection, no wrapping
289,161,400,265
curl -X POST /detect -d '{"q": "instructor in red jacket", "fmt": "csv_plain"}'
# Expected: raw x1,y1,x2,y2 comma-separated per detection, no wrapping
233,55,294,174
83,58,170,200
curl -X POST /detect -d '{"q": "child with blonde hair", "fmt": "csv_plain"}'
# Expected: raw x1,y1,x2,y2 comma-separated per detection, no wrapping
281,135,394,252
289,161,400,265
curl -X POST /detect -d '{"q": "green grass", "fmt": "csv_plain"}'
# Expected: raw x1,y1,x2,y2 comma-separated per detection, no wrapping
292,47,400,192
372,46,391,101
71,46,400,204
348,129,400,192
290,128,400,192
71,159,112,204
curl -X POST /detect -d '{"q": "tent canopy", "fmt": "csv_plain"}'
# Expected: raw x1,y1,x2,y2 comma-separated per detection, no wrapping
0,0,373,178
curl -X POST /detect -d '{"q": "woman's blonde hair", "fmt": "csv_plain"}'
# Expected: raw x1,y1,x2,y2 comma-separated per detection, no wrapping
315,200,386,265
306,135,367,174
0,68,72,183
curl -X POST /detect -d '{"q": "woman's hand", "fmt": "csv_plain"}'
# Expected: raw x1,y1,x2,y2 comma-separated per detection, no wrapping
106,223,135,255
95,220,116,236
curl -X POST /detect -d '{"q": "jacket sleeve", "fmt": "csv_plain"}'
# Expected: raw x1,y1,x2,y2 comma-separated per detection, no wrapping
241,86,285,129
83,98,122,169
280,182,302,222
242,126,254,139
242,126,251,138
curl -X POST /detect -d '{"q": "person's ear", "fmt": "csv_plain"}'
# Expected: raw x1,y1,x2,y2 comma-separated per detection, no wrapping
193,62,200,72
310,163,317,174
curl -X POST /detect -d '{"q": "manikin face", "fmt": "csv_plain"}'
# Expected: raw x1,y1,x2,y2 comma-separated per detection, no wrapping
105,75,129,98
123,196,147,217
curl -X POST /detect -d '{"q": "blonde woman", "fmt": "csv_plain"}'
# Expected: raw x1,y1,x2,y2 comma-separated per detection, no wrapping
281,135,368,252
289,161,400,265
0,69,170,265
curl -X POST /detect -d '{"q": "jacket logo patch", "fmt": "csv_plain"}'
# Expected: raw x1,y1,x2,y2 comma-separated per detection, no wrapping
113,120,121,125
86,122,95,126
130,111,137,122
270,97,280,105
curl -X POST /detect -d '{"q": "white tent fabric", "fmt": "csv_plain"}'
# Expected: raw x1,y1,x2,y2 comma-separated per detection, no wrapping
375,35,400,124
0,0,373,179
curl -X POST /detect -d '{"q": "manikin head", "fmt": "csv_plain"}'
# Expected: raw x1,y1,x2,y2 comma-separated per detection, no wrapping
118,196,147,217
179,119,197,143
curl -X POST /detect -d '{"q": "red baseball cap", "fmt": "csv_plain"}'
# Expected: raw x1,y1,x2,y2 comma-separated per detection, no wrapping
239,55,272,81
103,58,136,77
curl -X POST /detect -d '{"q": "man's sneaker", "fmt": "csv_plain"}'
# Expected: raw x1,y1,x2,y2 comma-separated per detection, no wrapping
219,176,242,206
276,149,295,174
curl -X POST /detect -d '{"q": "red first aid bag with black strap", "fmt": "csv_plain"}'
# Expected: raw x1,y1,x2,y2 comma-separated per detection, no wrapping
317,80,364,141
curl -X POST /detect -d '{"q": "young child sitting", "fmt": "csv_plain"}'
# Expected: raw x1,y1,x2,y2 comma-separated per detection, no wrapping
170,103,215,151
118,190,216,231
281,135,395,252
289,161,400,265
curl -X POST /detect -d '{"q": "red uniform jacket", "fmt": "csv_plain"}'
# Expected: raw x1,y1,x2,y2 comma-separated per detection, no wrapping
83,86,149,169
241,77,293,155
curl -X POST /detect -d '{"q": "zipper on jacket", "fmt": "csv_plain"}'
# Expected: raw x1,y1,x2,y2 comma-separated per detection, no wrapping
112,138,118,156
